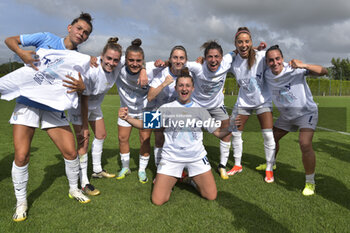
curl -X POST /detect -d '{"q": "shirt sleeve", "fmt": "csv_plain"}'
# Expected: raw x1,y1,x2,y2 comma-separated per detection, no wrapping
20,32,47,47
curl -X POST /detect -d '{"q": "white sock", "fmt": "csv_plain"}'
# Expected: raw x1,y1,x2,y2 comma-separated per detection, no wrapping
262,129,276,171
219,140,231,167
154,147,162,167
79,153,89,187
12,161,28,203
306,173,315,184
120,152,130,168
231,131,243,166
92,138,104,173
64,157,80,192
139,155,150,172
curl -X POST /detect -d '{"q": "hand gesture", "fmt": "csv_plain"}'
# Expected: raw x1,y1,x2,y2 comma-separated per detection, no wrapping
163,75,174,86
63,72,86,93
118,107,129,120
20,50,39,71
90,56,98,67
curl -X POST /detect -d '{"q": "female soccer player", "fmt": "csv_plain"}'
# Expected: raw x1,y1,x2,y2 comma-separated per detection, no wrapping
5,13,93,222
116,39,157,184
227,27,276,183
119,68,232,205
264,45,328,196
190,41,235,180
67,37,123,196
147,45,190,168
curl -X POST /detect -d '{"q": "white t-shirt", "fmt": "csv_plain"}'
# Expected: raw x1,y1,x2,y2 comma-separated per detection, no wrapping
0,48,90,111
264,63,317,120
83,56,123,110
231,50,272,109
160,100,218,163
190,53,235,109
117,62,158,114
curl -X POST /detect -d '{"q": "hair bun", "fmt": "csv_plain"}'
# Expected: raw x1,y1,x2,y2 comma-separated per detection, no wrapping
108,37,119,44
131,38,142,47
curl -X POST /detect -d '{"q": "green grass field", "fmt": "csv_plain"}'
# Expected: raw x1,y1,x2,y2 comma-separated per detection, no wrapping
0,96,349,233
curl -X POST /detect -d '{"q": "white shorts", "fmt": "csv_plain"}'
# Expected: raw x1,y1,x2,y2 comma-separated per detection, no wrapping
157,156,211,178
274,111,318,132
207,105,229,121
9,103,69,129
118,113,143,127
67,106,103,125
236,106,272,115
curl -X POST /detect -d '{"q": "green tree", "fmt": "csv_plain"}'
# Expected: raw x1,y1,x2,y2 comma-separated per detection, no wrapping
330,57,350,80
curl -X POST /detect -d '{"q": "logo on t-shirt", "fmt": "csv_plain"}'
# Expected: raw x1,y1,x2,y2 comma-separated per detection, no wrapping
143,110,161,129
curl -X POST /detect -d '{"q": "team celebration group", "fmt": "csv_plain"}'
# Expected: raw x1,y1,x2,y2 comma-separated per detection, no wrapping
0,12,328,222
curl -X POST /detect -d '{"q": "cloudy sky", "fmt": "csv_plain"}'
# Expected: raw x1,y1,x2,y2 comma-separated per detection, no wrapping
1,0,349,67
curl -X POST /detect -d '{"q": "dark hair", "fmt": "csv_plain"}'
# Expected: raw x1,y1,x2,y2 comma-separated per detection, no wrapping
169,45,188,61
125,38,144,59
266,45,284,58
71,12,93,33
175,67,194,86
102,37,122,56
201,40,223,57
235,27,255,70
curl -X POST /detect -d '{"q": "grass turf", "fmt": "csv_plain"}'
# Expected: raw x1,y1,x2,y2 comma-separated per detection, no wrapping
0,95,349,232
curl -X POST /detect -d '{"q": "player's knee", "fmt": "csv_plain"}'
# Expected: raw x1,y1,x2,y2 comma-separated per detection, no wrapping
118,134,129,143
96,132,106,140
14,154,29,167
299,140,313,153
151,195,168,206
203,191,217,201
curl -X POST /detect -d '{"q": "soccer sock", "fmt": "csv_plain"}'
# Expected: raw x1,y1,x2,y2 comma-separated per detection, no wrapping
139,155,150,172
64,157,80,192
219,140,231,167
79,153,89,187
12,161,28,203
231,131,243,166
92,138,104,173
120,152,130,168
154,147,162,167
305,173,315,184
262,129,276,171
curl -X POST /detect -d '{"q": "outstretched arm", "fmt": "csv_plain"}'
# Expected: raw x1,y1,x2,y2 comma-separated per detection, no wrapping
5,36,39,70
118,107,143,129
289,59,328,76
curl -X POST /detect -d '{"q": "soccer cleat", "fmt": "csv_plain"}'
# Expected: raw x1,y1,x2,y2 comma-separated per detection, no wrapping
138,171,148,184
116,167,131,180
227,165,243,176
92,170,116,178
256,163,277,171
178,170,188,183
217,164,229,180
82,184,100,196
264,171,274,183
68,189,91,204
302,183,316,196
13,201,28,222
